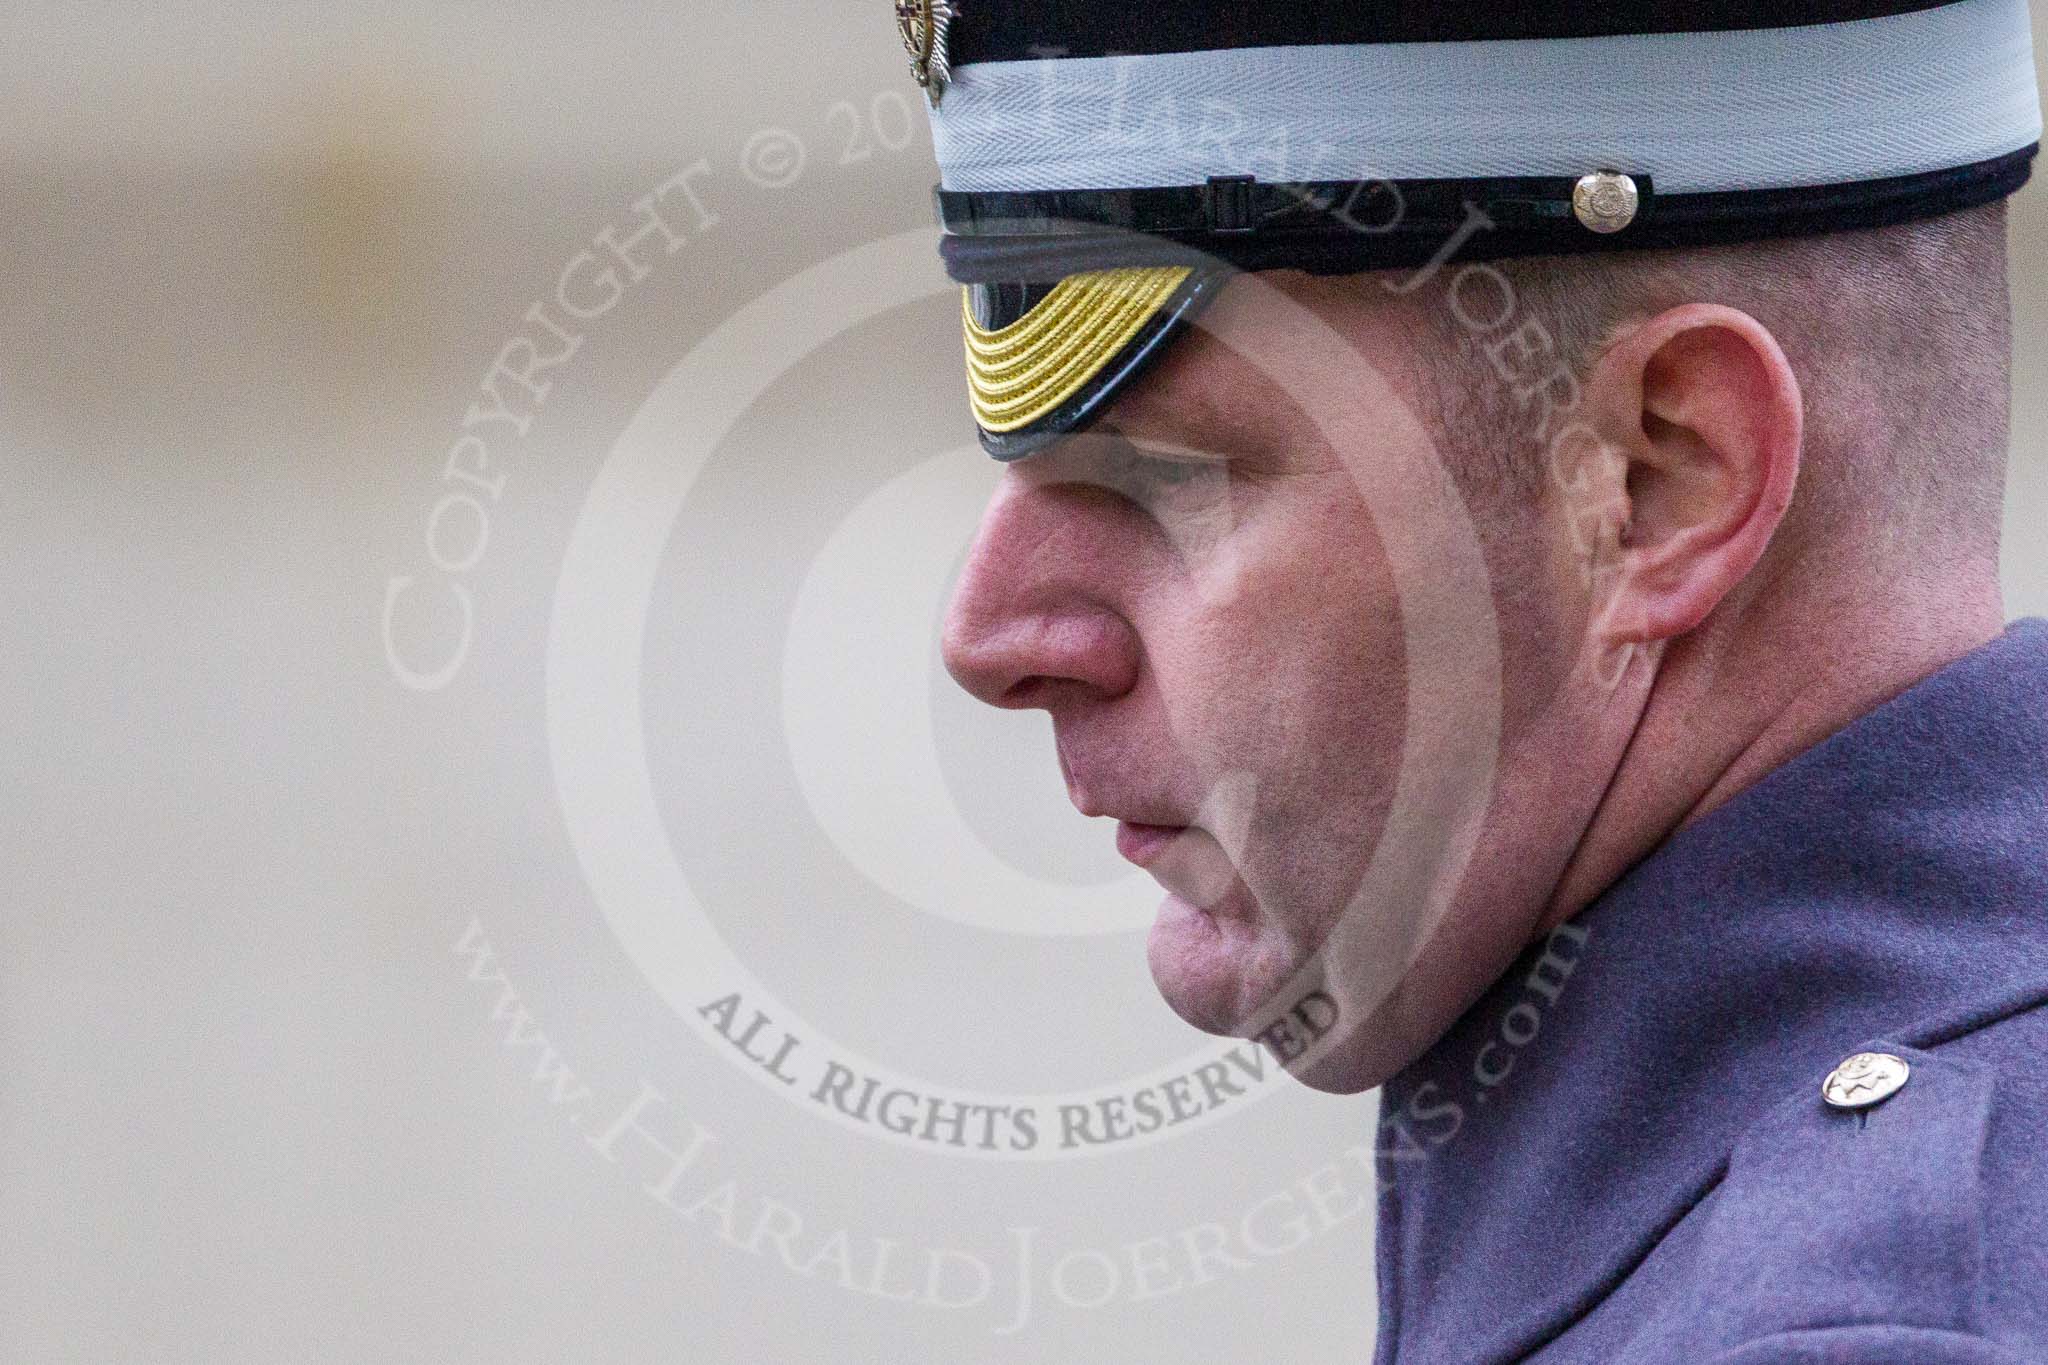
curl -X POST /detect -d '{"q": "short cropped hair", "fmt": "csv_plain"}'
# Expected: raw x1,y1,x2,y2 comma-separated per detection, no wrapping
1413,199,2012,565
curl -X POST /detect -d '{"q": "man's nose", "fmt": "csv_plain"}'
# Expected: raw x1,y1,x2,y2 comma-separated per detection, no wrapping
942,475,1141,710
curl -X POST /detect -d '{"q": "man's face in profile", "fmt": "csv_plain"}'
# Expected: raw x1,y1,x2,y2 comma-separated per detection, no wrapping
942,269,1589,1058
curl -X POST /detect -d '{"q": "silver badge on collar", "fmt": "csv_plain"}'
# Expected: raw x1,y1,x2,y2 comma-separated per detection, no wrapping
1822,1051,1911,1110
895,0,956,106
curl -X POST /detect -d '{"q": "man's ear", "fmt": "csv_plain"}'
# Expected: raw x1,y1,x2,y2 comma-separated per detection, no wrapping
1573,303,1803,646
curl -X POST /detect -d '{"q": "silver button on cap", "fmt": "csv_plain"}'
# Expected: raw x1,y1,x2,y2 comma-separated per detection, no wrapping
1822,1051,1911,1109
1573,170,1640,234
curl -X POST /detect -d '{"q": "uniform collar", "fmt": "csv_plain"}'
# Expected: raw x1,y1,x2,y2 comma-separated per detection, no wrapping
1374,617,2048,1364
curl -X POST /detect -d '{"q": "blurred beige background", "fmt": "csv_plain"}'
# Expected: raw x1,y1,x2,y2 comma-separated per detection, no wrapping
3,4,2044,1362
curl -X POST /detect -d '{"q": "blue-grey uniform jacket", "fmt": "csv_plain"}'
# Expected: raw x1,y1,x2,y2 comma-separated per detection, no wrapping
1374,618,2048,1364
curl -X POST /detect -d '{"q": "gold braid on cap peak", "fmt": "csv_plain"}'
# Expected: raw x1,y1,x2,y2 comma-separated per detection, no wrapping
962,266,1193,433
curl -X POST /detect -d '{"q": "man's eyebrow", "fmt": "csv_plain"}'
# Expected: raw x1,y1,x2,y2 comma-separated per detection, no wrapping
1098,414,1248,466
1089,408,1183,452
1083,419,1185,462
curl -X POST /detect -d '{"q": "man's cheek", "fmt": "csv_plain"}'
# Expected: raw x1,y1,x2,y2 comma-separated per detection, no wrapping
1139,637,1257,752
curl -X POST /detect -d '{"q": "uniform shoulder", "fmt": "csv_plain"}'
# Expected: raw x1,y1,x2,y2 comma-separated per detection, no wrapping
1604,1030,2048,1361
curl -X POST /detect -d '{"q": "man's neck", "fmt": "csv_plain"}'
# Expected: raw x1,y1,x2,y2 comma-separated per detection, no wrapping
1541,577,2008,932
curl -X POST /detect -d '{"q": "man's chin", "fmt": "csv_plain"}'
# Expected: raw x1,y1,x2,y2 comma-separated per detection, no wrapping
1144,890,1288,1037
1146,894,1406,1095
1143,869,1447,1098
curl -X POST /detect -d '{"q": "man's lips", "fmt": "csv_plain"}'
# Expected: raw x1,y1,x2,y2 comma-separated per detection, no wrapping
1114,820,1187,868
1111,819,1252,917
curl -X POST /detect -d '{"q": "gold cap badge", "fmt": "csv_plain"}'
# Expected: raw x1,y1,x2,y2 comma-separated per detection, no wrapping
895,0,955,106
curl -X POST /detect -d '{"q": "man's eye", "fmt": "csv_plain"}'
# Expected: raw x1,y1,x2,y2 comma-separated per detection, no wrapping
1134,455,1209,487
1111,448,1226,503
